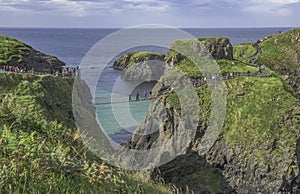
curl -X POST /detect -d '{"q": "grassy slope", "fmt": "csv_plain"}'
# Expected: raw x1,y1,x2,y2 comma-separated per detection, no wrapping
0,36,30,64
256,28,300,97
233,43,257,64
0,73,171,193
165,48,258,79
166,75,299,192
163,35,300,192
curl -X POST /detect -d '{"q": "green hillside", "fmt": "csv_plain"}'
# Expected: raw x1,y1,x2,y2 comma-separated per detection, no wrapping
0,36,64,72
0,73,171,193
256,29,300,98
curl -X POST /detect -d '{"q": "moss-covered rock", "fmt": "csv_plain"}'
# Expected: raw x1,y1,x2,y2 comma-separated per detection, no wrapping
113,52,165,70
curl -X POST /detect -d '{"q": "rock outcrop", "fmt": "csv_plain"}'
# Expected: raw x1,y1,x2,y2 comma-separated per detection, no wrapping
0,36,65,72
113,52,165,81
198,37,233,60
126,35,300,193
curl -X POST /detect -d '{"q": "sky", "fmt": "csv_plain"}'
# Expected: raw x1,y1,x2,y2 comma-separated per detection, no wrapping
0,0,300,28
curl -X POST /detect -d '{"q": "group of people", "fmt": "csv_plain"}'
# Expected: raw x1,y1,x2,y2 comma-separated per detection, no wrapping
129,90,152,102
1,65,78,78
0,66,33,74
193,71,253,87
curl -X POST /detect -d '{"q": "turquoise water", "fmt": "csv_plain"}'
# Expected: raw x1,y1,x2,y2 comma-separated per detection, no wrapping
95,89,151,134
0,27,293,140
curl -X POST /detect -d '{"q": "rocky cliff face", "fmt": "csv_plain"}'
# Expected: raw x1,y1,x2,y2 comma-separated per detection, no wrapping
127,36,300,193
0,36,65,72
198,37,233,60
113,52,165,81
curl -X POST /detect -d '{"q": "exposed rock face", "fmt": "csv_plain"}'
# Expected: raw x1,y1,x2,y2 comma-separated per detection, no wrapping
113,52,165,81
121,59,165,81
199,37,233,60
20,48,65,72
0,36,65,73
126,37,300,193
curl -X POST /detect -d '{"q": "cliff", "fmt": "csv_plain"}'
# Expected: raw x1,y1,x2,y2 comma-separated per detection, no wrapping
0,36,64,72
127,32,300,193
0,39,171,193
113,51,165,81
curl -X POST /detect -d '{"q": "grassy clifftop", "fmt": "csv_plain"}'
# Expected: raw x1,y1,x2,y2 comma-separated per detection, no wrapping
0,72,171,193
256,28,300,98
0,36,64,72
0,36,30,64
113,52,165,70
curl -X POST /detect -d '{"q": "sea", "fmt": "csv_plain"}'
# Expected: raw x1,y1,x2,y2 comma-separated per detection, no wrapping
0,27,294,143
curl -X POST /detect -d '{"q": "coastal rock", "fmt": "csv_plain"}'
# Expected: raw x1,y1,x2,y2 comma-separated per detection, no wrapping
126,35,300,193
198,37,233,60
121,59,165,81
113,52,165,81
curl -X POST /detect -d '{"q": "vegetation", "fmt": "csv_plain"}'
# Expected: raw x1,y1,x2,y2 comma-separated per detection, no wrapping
115,52,165,69
256,28,300,97
223,76,299,178
165,50,258,79
217,59,258,75
0,36,63,72
0,73,172,193
0,36,30,64
233,43,257,63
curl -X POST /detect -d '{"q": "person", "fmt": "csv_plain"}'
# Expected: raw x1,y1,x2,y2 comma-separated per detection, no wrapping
257,63,261,71
246,70,251,76
136,91,140,101
144,90,148,98
129,94,132,101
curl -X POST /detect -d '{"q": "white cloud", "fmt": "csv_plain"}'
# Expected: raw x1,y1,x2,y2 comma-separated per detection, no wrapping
243,0,300,16
0,0,299,27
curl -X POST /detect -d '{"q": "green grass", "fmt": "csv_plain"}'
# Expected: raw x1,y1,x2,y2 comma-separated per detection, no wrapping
0,72,172,194
115,52,165,69
256,28,300,97
131,52,165,60
217,59,259,75
223,77,299,164
198,37,228,42
165,48,258,79
182,167,222,194
0,36,30,65
233,43,257,63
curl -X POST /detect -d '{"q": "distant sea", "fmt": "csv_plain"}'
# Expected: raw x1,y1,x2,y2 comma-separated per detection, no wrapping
0,27,294,143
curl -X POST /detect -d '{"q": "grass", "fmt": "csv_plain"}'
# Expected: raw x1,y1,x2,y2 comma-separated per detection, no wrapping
0,36,30,65
114,52,165,69
256,28,300,97
0,72,172,193
223,76,299,168
217,59,259,75
165,74,299,178
165,49,258,79
182,167,222,194
233,43,257,63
